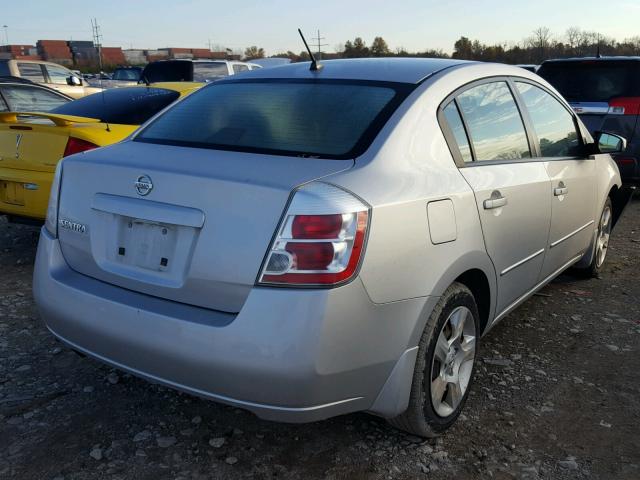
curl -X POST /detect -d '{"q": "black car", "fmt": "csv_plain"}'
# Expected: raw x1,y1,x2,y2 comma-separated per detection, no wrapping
0,76,72,112
538,57,640,184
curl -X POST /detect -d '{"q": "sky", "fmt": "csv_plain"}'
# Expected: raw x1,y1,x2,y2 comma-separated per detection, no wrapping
2,0,639,55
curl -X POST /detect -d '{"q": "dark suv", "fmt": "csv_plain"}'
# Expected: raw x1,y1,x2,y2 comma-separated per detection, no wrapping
538,57,640,183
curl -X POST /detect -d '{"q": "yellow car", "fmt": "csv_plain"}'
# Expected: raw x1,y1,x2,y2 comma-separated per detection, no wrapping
0,82,202,222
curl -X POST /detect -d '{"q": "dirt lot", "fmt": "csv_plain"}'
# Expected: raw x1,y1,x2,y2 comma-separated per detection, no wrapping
1,200,638,480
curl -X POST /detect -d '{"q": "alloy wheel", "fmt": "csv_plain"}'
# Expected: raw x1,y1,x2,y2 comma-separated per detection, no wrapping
430,306,476,417
595,204,612,268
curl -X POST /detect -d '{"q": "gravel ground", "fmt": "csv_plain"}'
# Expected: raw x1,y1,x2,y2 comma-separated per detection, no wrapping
1,200,639,480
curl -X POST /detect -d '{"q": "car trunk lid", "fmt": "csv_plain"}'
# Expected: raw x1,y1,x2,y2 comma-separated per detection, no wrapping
57,141,354,313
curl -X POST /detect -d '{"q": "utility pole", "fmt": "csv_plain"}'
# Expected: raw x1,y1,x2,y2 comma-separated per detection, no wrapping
310,29,328,60
208,38,212,52
91,18,103,71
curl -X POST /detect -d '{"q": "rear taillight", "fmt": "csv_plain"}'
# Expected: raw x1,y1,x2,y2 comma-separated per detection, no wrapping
63,137,98,157
607,97,640,116
258,183,370,286
615,156,636,166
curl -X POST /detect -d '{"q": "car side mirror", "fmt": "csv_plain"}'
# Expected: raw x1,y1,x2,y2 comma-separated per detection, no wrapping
595,131,627,154
67,76,82,86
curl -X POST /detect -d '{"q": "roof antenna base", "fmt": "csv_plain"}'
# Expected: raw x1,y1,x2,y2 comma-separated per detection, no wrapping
298,28,323,72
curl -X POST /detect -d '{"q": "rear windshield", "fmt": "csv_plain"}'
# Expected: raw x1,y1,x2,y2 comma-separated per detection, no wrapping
112,68,141,81
135,80,409,159
193,63,228,81
51,87,179,125
141,61,192,83
538,61,640,102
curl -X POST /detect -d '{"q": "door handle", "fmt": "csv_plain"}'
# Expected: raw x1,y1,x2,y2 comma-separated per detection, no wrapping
554,186,568,196
483,191,507,210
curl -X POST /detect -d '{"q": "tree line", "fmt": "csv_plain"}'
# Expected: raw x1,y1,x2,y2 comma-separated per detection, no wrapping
243,27,640,64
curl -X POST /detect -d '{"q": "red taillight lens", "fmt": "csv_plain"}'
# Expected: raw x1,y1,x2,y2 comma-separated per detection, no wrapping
608,97,640,116
259,183,370,286
63,137,99,157
292,214,343,239
615,156,636,166
286,242,335,270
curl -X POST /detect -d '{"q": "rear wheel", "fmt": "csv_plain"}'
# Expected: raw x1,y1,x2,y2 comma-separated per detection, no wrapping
575,197,612,278
388,283,479,437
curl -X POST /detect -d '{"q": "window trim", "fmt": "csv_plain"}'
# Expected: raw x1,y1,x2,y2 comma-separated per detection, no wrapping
438,75,589,168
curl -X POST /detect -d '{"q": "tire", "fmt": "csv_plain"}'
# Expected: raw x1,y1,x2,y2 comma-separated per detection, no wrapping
574,197,613,278
387,282,480,437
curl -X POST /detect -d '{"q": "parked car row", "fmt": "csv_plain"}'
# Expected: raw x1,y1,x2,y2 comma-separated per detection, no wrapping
0,56,634,438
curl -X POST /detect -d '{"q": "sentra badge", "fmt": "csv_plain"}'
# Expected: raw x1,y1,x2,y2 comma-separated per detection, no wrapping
59,219,87,234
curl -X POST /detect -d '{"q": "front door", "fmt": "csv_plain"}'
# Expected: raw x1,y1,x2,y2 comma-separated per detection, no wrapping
513,81,597,279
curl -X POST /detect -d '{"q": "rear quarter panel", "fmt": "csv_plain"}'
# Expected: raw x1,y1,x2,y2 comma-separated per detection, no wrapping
328,65,502,342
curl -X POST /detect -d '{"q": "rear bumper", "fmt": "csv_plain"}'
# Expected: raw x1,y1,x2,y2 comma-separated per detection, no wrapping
34,228,432,422
0,167,51,220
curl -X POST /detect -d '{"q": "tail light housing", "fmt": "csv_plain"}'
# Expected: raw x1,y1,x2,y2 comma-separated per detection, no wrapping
63,137,98,157
45,161,63,238
258,182,370,286
607,97,640,116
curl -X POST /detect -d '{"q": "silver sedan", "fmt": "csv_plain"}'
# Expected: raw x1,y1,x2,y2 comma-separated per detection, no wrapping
34,58,626,437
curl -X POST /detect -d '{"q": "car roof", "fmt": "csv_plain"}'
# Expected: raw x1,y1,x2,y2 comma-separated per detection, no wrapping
541,56,640,65
232,57,471,84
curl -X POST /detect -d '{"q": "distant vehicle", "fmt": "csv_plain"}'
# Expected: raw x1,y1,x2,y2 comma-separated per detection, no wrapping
34,58,629,438
538,57,640,184
88,66,143,89
139,59,261,83
516,64,538,73
245,58,290,68
0,82,202,222
0,59,103,99
0,76,71,112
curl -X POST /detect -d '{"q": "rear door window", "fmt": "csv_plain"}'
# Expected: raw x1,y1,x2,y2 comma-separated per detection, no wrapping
538,61,640,102
1,85,69,111
136,80,409,159
456,81,531,161
17,63,45,82
51,87,180,124
442,101,472,163
0,61,10,76
515,82,581,157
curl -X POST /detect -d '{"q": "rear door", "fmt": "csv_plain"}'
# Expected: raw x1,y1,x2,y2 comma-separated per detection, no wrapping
514,81,596,278
441,80,552,316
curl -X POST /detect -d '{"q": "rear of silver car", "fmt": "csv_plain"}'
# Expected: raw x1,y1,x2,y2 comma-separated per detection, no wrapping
33,78,427,421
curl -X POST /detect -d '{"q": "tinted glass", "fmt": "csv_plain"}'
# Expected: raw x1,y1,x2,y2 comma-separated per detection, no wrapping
516,82,580,157
0,62,10,76
112,68,141,81
443,101,472,163
52,87,179,124
17,63,45,82
457,82,531,161
46,64,72,85
538,61,640,102
1,85,69,111
136,81,402,158
141,61,192,83
232,64,249,74
193,63,229,81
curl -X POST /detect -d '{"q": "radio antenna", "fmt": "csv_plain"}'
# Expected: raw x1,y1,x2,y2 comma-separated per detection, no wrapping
298,28,322,71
